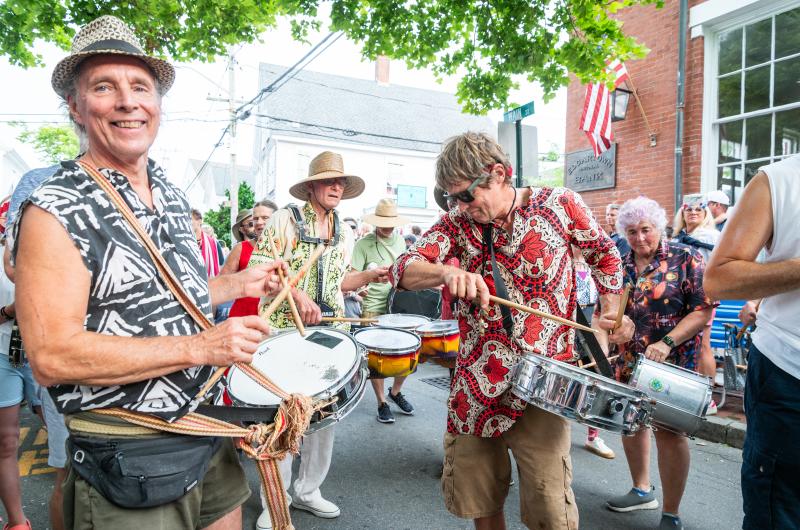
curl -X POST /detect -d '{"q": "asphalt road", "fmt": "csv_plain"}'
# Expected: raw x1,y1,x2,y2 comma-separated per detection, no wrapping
16,361,743,529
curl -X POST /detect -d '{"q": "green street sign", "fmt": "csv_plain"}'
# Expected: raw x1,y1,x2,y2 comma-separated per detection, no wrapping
503,101,535,122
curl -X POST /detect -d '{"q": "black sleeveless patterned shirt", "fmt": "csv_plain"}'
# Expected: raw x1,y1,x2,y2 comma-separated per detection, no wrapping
15,160,213,421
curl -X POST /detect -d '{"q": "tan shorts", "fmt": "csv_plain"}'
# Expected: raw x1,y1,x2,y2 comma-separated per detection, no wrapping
63,437,250,530
441,405,579,529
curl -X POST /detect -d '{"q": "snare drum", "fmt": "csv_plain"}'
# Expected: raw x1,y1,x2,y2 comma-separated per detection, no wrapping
374,313,430,330
353,327,421,379
512,354,652,436
224,328,368,433
629,357,712,436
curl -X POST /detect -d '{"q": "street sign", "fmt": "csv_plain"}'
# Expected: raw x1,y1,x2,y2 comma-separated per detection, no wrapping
503,101,535,123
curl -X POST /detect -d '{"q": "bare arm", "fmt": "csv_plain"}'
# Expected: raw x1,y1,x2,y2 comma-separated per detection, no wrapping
399,260,490,309
218,242,244,275
3,244,12,282
705,172,800,299
16,206,271,387
341,267,388,293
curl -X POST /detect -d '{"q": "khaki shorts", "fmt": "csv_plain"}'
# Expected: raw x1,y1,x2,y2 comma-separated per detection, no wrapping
441,405,578,529
63,437,250,529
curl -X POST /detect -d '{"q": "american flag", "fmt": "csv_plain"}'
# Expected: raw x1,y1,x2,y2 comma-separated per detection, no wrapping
580,60,630,156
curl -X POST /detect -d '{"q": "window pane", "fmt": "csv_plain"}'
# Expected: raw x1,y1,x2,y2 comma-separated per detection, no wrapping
719,120,743,163
717,165,742,205
718,74,741,117
775,107,800,156
744,65,770,112
745,18,772,66
776,7,800,59
745,114,772,160
774,56,800,107
718,28,742,75
745,161,765,187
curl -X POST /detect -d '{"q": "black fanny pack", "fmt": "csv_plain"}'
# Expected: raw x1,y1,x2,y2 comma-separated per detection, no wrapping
67,433,222,508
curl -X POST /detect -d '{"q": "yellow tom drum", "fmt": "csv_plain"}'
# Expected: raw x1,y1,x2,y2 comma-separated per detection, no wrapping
416,320,460,363
353,327,421,379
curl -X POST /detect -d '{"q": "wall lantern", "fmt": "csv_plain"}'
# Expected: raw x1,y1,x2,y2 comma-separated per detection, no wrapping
611,87,633,122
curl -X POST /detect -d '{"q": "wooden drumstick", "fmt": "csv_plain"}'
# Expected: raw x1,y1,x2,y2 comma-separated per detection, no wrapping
321,316,378,324
195,244,327,401
268,237,305,336
488,295,597,334
581,355,619,371
613,284,631,331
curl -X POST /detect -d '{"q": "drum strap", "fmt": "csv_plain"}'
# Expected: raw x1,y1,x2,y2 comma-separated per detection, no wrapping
77,160,313,530
574,309,614,377
482,224,514,335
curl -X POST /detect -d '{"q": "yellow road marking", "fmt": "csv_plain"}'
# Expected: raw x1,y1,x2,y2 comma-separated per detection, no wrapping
34,428,49,447
18,426,29,444
18,450,50,476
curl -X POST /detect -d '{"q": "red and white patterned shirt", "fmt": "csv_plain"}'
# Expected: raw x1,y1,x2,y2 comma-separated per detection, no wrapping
390,187,622,437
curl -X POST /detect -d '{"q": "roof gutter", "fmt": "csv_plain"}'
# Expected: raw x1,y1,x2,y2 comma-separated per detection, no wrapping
674,0,688,212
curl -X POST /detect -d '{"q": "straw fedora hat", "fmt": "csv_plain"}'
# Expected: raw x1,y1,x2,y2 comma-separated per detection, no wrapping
289,151,365,201
362,198,410,228
51,15,175,97
231,208,253,242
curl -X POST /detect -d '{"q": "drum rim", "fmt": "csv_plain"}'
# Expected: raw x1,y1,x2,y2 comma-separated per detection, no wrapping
373,313,431,329
353,326,422,355
226,327,365,406
631,355,713,384
416,319,460,336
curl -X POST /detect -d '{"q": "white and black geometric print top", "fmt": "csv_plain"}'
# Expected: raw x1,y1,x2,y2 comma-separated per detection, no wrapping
15,160,213,421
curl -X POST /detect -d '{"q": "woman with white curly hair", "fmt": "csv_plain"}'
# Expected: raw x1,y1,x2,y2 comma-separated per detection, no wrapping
595,196,716,530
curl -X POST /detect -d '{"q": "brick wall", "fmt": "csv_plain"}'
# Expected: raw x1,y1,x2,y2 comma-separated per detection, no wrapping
565,0,706,223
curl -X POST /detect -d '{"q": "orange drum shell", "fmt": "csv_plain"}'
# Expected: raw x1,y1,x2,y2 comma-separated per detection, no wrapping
367,349,419,378
419,331,460,359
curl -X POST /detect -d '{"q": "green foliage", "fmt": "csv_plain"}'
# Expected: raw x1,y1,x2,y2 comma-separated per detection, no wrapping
16,124,79,164
203,181,255,248
1,0,663,114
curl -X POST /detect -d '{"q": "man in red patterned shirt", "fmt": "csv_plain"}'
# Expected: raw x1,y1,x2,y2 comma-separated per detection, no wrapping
390,132,633,530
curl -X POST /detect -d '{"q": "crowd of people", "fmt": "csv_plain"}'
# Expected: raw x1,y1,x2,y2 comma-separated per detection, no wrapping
1,13,798,530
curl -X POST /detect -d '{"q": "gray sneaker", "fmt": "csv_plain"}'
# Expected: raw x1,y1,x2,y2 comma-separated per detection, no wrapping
606,487,659,512
659,513,684,529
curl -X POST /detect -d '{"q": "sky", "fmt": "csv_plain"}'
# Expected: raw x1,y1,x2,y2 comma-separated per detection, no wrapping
0,15,568,191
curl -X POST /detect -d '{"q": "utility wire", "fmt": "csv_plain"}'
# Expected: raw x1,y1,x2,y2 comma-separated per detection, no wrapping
254,114,443,145
184,124,231,193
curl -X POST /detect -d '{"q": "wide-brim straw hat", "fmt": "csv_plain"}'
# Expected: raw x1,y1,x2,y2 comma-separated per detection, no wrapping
362,198,410,228
51,15,175,97
289,151,365,201
231,208,253,242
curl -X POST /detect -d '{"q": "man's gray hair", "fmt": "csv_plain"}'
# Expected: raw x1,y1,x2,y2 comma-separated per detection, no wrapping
435,131,511,190
605,203,621,213
616,196,668,235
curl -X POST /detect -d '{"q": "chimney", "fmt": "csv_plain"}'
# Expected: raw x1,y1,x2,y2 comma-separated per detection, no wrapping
375,55,390,86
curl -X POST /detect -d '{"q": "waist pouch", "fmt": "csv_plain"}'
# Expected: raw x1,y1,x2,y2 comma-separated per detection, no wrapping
67,433,222,508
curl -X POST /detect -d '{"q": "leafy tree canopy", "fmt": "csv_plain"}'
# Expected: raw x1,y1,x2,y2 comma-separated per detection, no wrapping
2,0,662,114
16,124,80,164
203,182,256,248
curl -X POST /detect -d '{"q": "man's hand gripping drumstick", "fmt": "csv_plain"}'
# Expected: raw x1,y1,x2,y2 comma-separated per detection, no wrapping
595,284,634,345
267,237,306,336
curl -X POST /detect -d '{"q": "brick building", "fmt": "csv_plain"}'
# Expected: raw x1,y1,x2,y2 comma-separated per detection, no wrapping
564,0,800,222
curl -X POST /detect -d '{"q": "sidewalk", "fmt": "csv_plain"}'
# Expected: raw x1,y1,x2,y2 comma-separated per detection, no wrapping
696,388,747,448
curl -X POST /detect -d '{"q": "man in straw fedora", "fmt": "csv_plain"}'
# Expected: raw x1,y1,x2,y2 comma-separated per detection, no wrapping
389,132,634,530
12,15,287,530
351,198,413,424
248,151,387,529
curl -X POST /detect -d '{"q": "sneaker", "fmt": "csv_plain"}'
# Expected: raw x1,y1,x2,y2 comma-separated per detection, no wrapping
706,400,718,416
659,513,685,529
377,402,395,423
292,496,341,519
584,437,616,459
606,486,659,512
388,390,415,415
256,494,292,530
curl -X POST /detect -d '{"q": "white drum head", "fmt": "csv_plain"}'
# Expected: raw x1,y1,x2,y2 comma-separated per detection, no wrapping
353,327,420,355
375,313,430,329
227,328,359,406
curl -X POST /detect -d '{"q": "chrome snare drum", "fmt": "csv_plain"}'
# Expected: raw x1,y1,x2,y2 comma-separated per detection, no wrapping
224,328,367,433
511,354,652,436
629,357,712,436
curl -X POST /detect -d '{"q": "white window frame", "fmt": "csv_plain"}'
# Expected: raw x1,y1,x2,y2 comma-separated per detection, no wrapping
696,0,800,202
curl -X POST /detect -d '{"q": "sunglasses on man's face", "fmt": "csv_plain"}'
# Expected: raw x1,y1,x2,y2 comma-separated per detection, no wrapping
443,174,489,204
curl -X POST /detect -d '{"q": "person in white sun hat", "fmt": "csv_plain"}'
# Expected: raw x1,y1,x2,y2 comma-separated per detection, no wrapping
705,189,731,232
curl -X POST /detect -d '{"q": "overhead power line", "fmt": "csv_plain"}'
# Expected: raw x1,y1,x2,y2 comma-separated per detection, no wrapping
254,114,443,145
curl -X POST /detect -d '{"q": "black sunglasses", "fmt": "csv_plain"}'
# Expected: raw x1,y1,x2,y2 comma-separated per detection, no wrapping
443,174,489,204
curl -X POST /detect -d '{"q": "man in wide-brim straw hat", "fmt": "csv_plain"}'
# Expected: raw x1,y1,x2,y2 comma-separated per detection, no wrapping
12,14,287,530
351,198,419,424
248,151,388,529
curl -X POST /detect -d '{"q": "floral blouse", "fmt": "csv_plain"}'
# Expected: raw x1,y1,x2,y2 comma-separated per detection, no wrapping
390,187,622,437
613,239,716,381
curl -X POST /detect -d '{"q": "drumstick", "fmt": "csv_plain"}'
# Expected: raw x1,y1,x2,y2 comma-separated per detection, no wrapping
488,295,597,334
195,244,327,401
613,284,631,330
580,355,619,371
320,316,378,324
268,237,305,336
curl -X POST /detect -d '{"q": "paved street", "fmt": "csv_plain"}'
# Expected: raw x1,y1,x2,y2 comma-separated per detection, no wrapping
16,361,743,529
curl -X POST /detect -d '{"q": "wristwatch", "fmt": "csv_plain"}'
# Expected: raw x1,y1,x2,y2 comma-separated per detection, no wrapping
661,335,676,348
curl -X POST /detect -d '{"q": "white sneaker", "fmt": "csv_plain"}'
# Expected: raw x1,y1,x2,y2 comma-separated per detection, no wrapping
256,494,292,530
585,437,616,459
292,495,341,519
706,400,718,416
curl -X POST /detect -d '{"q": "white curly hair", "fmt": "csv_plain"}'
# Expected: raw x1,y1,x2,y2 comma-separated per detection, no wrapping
616,196,668,236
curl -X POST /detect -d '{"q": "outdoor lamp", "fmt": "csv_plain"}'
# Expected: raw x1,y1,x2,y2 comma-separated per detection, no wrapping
611,87,632,122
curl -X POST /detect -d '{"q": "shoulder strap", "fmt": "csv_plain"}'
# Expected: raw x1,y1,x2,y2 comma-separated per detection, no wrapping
482,224,514,335
77,161,212,331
